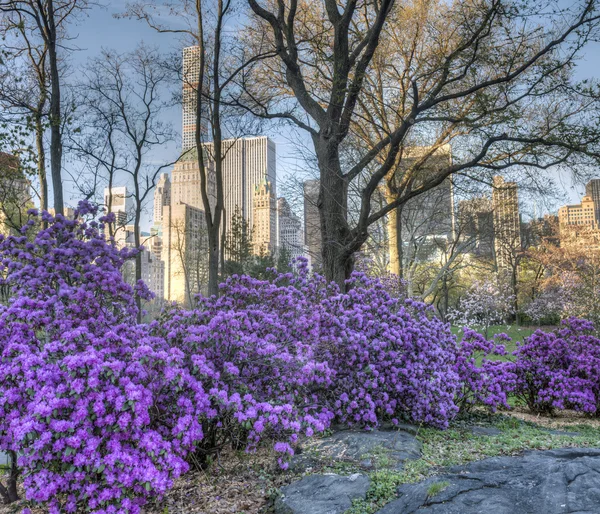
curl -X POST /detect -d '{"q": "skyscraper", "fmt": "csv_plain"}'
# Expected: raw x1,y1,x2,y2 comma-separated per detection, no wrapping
161,202,207,305
492,176,521,271
585,179,600,226
303,179,321,268
278,197,304,260
182,46,202,151
170,136,276,246
253,180,277,254
153,173,171,226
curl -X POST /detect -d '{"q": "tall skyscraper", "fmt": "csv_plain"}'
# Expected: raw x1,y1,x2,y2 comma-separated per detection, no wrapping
492,176,521,271
253,180,277,254
161,202,207,305
153,173,171,226
182,46,202,151
278,197,304,260
386,145,454,274
170,136,276,247
303,179,322,268
585,178,600,226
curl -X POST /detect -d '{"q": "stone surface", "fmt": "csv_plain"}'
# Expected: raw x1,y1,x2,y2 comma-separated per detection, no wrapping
290,428,422,472
274,473,370,514
376,448,600,514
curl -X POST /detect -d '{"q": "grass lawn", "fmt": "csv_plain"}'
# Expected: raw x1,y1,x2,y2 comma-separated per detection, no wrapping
451,324,557,356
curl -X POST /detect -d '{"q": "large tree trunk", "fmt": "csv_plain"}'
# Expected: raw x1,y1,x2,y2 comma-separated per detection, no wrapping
315,136,354,288
47,5,64,215
0,450,19,504
387,198,404,278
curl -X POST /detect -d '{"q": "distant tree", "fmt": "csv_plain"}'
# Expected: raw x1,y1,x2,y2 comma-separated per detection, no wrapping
74,46,175,319
448,278,515,338
276,244,292,274
224,206,253,276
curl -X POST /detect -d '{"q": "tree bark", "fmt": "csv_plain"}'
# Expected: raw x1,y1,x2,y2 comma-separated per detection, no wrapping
315,135,355,288
34,113,48,214
47,0,64,215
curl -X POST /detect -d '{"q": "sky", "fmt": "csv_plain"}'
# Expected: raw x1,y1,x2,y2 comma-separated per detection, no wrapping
58,1,600,227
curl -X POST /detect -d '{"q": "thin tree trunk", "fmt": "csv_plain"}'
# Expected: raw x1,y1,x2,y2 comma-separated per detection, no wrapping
34,114,48,214
47,1,64,215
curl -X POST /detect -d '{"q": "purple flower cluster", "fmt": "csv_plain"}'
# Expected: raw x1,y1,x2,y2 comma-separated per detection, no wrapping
512,318,600,414
9,205,600,511
180,263,460,430
454,329,515,413
0,204,206,513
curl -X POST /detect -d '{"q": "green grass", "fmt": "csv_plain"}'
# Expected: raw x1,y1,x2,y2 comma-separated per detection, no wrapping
345,413,600,514
450,324,558,363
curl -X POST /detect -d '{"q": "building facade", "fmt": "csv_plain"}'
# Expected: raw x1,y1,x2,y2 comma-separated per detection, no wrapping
153,173,171,225
303,179,321,268
253,180,277,255
277,197,304,260
171,136,276,249
458,197,494,257
161,202,207,305
492,176,521,271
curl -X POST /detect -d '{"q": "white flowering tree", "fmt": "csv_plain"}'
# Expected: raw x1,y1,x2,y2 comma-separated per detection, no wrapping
449,279,515,338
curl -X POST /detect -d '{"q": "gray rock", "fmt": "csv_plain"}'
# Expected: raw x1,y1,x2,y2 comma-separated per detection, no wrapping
376,448,600,514
291,428,421,472
274,473,370,514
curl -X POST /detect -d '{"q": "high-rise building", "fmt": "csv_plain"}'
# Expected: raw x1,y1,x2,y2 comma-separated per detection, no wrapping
492,176,521,271
182,46,205,151
153,173,171,225
458,197,494,257
386,145,454,274
303,179,321,268
171,136,276,246
161,202,207,305
104,186,131,227
277,197,304,260
585,179,600,226
253,180,277,254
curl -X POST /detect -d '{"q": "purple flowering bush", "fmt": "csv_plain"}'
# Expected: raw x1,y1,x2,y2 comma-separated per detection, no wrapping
11,205,600,511
454,328,516,413
512,319,600,414
185,263,461,429
0,203,207,512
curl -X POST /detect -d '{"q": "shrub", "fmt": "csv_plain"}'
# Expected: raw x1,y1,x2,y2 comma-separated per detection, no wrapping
454,328,516,413
178,262,460,430
0,204,207,512
512,319,599,414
